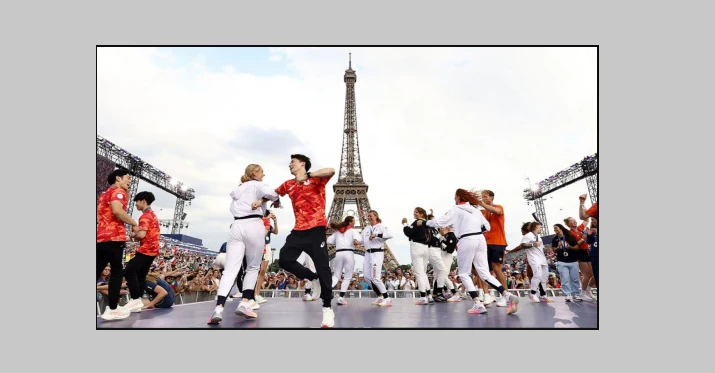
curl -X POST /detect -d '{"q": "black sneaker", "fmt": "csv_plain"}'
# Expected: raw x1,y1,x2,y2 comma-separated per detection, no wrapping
433,294,448,302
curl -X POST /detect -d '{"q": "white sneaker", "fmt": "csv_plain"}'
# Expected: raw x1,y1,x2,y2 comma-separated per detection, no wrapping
573,294,584,302
371,297,385,306
477,290,485,302
583,289,597,301
529,294,541,303
496,296,507,307
248,299,260,310
378,298,392,307
565,294,573,302
447,294,462,302
101,307,130,321
505,292,519,315
122,298,144,313
321,307,335,328
415,297,430,305
337,297,347,306
484,293,496,306
303,293,315,302
467,302,487,314
427,295,435,304
255,295,267,304
207,306,223,324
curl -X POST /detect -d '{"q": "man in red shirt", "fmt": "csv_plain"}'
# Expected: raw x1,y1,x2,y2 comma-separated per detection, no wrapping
97,169,139,321
274,154,336,328
122,191,160,313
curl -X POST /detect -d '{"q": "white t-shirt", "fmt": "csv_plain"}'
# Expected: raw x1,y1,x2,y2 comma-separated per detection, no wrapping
521,232,547,266
327,228,363,249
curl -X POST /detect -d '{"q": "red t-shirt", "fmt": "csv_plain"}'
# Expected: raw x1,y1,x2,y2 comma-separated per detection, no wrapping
276,176,331,231
571,224,590,250
137,209,160,256
97,186,128,242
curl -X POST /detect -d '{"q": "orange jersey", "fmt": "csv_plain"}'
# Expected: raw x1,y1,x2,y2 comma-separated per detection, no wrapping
482,205,507,245
586,202,598,218
96,186,128,242
137,209,160,256
276,176,331,231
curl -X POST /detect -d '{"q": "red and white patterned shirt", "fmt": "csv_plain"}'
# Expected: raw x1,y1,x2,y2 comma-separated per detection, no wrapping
96,186,128,242
137,208,160,256
276,176,331,231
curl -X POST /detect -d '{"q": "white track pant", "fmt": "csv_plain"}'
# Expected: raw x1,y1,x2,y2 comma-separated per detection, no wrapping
363,251,387,294
332,250,355,292
530,260,549,294
456,235,502,295
428,246,449,290
441,251,455,290
216,219,265,298
409,242,430,293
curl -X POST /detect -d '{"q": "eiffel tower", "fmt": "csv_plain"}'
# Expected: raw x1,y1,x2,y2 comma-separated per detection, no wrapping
326,54,399,271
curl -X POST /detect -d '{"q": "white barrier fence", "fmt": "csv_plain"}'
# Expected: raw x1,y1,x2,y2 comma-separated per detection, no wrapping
97,288,597,315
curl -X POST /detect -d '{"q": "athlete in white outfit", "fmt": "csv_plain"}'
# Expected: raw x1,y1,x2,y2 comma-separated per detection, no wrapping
426,188,519,315
327,216,362,305
519,222,552,303
208,164,280,324
362,210,394,307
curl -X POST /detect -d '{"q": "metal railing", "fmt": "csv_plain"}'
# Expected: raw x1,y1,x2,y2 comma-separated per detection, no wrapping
97,288,597,315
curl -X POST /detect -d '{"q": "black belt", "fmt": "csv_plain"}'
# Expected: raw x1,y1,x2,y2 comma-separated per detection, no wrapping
336,249,356,253
234,214,262,220
366,248,384,253
459,232,482,239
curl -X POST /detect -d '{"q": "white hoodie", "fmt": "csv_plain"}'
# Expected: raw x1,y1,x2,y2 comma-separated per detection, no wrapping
426,203,491,239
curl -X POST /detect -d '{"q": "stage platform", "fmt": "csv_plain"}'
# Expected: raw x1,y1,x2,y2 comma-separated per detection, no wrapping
97,296,597,329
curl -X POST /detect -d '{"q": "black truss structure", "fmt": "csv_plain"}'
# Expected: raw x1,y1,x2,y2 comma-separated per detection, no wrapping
523,153,598,236
97,135,196,234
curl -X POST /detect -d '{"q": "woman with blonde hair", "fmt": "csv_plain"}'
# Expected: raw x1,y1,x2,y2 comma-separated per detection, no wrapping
327,215,363,306
426,188,519,315
207,164,280,324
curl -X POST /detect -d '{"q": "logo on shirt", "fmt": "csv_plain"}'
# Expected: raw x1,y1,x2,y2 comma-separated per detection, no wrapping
320,242,325,248
117,193,124,199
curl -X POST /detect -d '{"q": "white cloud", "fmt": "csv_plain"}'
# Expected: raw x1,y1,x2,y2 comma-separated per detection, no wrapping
97,47,597,269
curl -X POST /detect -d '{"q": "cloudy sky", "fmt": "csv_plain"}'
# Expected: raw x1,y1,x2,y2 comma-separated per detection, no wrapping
97,47,597,269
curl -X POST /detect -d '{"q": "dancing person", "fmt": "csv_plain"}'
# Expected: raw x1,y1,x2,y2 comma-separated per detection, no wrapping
477,190,509,307
122,191,160,313
436,226,462,302
208,164,280,324
564,217,597,301
274,154,337,328
327,216,362,305
363,210,394,306
402,207,432,305
426,189,519,315
553,224,582,302
97,169,138,321
512,222,552,303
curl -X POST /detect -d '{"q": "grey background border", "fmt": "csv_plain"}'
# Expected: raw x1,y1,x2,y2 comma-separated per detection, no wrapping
6,0,695,367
